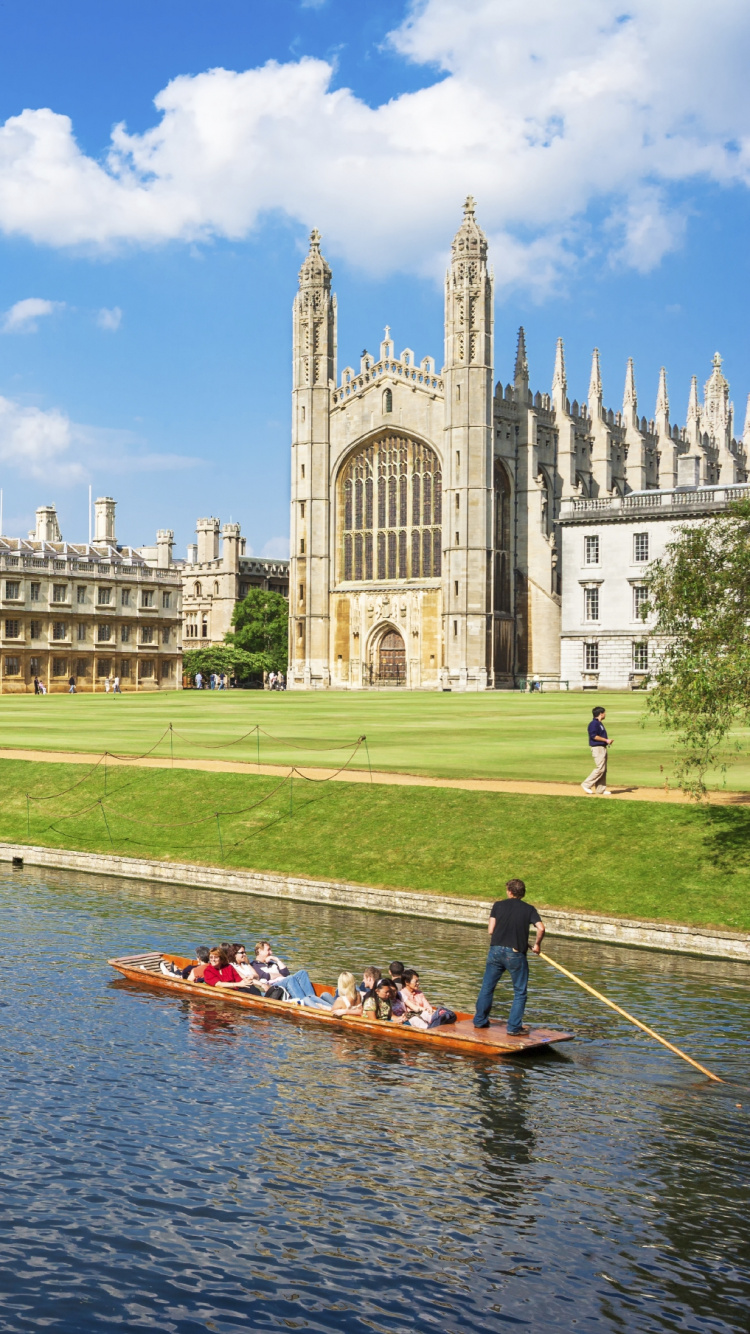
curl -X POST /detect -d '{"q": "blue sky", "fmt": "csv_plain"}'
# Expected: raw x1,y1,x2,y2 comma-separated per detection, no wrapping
1,0,750,555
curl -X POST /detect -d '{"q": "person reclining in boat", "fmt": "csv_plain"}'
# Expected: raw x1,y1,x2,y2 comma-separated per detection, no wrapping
362,977,406,1024
357,966,381,996
249,940,332,1007
329,972,363,1016
204,948,261,993
398,970,435,1029
247,941,291,990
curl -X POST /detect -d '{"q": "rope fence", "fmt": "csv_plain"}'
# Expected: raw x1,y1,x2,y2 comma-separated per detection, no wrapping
19,724,371,860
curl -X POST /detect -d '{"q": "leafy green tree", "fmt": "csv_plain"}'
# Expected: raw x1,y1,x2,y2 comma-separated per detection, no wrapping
227,588,288,672
182,644,265,685
646,498,750,796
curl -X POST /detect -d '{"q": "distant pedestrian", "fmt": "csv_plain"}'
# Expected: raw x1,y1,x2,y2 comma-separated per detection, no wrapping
277,671,285,691
113,676,121,694
582,706,613,796
33,676,40,695
38,681,46,694
473,879,545,1034
268,671,276,690
195,672,203,690
220,672,226,689
105,676,111,693
68,676,76,694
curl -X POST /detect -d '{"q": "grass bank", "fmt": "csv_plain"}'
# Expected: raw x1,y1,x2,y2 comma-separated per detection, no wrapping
4,757,750,932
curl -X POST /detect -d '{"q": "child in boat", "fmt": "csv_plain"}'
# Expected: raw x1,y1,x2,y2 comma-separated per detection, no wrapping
330,972,363,1016
358,966,381,996
362,977,405,1024
398,970,435,1029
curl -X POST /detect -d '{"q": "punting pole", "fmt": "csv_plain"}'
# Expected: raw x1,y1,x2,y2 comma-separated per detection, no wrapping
541,950,724,1083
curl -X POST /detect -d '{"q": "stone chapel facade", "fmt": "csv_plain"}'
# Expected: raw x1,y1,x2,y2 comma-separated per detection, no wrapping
288,199,749,691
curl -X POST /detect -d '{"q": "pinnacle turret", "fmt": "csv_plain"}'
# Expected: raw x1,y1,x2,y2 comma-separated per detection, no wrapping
655,366,669,420
623,357,637,416
450,194,489,264
514,327,529,384
588,348,602,412
298,228,331,290
687,375,699,423
552,337,567,398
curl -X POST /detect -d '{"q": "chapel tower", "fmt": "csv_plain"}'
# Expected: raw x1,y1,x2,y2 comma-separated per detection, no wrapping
441,197,494,687
290,230,337,685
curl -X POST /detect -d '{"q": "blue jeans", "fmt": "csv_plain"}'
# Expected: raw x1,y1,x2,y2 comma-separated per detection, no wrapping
277,969,333,1007
473,946,529,1031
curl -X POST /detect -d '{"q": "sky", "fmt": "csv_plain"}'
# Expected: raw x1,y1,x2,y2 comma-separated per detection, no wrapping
2,0,750,557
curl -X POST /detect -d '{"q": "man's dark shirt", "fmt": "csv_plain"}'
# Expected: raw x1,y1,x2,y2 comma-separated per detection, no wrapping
588,719,608,747
489,899,541,953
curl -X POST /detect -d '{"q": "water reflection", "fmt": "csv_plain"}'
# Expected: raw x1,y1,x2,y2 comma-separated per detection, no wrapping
0,866,748,1334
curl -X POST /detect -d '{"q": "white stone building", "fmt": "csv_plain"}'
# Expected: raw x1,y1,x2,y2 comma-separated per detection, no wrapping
176,519,288,647
0,497,183,693
559,483,750,689
288,199,749,691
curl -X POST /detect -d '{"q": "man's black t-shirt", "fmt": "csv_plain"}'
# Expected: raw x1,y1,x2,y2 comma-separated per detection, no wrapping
489,898,541,952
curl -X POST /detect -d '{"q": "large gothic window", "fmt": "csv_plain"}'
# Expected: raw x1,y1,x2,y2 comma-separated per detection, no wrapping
341,434,442,582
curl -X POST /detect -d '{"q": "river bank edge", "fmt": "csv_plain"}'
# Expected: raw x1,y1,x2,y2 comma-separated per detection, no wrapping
2,841,749,964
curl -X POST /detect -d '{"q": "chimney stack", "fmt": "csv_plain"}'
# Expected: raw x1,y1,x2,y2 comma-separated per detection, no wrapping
94,496,116,544
34,504,62,543
156,529,174,569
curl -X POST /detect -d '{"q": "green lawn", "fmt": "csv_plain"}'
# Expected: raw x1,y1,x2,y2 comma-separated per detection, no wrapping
4,757,750,932
2,687,750,789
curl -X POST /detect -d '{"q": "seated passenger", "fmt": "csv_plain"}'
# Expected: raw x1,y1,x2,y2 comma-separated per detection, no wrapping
398,970,435,1029
362,977,405,1024
330,972,363,1016
358,966,381,996
230,944,257,983
388,961,405,986
248,940,291,990
204,948,261,992
249,941,331,1007
184,946,210,981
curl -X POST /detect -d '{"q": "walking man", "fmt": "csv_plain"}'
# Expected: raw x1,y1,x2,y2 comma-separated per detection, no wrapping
582,705,613,796
68,675,76,694
473,879,545,1034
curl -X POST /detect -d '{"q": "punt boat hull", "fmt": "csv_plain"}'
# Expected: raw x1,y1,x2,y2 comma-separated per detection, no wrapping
109,951,574,1060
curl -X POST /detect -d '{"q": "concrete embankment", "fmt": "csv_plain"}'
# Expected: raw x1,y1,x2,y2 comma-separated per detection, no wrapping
2,841,748,964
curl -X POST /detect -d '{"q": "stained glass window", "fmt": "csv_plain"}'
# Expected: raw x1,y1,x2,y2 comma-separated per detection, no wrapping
340,434,442,582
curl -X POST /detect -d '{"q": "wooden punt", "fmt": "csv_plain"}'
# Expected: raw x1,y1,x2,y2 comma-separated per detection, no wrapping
108,951,574,1060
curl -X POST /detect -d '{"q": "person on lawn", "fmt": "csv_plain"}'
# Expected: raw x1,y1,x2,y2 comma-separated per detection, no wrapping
582,705,613,796
473,879,545,1034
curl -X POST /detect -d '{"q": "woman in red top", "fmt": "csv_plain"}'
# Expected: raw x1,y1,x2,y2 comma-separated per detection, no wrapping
203,948,259,991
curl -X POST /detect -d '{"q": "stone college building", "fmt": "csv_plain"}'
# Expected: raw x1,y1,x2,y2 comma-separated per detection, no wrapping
288,199,750,691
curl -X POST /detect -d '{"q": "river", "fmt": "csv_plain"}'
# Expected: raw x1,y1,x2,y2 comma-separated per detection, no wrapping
1,866,748,1333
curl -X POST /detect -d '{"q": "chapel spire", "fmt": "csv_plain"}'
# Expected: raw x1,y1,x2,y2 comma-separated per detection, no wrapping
623,357,637,418
552,337,567,397
655,366,669,419
588,348,602,416
298,227,331,292
514,327,529,392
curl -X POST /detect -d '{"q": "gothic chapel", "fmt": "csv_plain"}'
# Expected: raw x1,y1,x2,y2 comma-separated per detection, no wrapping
288,199,747,690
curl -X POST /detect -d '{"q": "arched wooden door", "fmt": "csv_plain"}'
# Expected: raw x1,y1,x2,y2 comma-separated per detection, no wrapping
377,630,406,684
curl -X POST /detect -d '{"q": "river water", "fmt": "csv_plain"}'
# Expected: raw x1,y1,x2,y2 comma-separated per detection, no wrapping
1,867,748,1333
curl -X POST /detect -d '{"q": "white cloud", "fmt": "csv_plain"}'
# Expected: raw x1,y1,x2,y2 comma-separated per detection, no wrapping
0,393,199,484
0,1,749,287
2,297,62,333
261,535,290,558
96,305,122,331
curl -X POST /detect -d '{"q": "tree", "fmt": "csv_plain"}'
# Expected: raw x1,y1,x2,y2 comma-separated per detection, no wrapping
646,498,750,796
226,588,288,673
182,644,265,685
